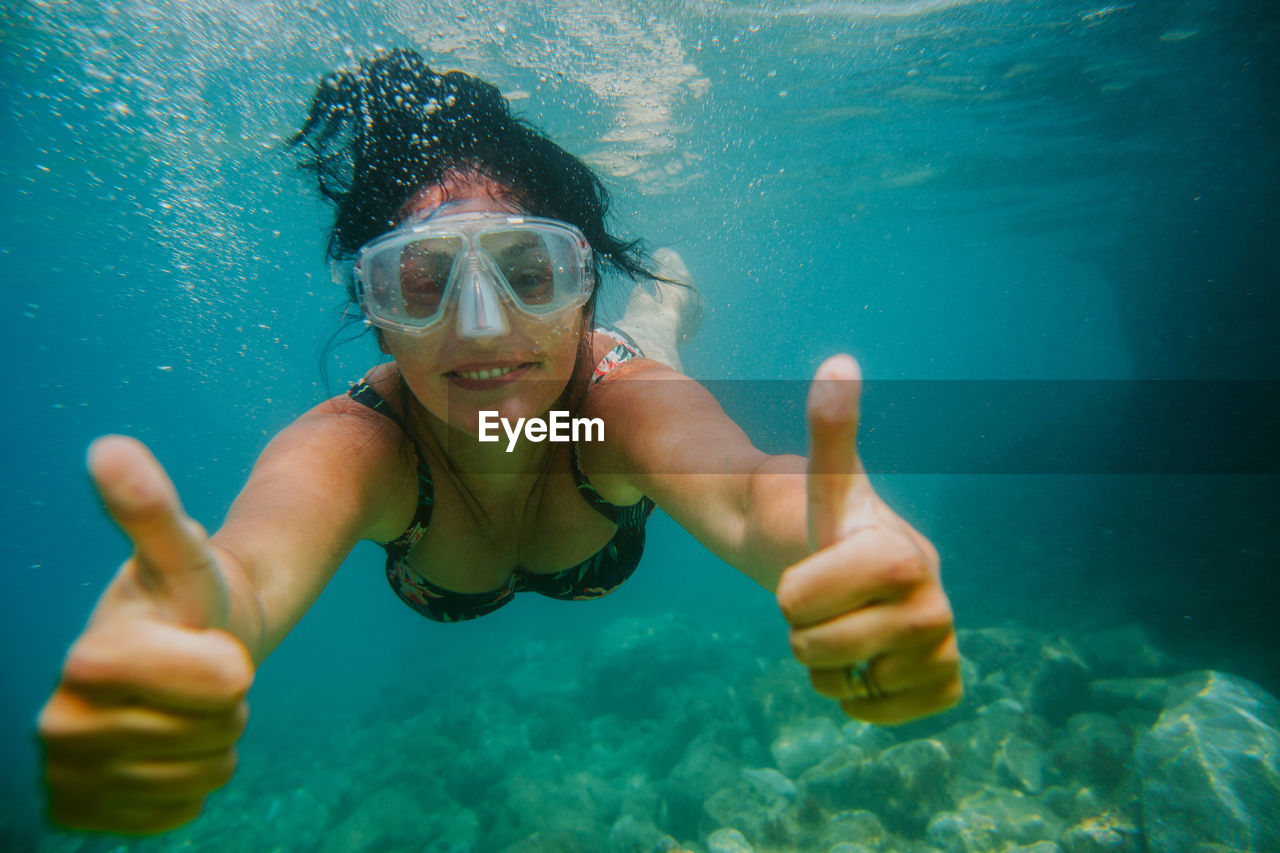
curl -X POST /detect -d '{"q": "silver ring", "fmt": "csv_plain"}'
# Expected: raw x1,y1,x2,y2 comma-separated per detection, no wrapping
849,660,885,701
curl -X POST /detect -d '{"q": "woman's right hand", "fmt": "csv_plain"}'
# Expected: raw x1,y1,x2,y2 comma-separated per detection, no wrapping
37,436,255,833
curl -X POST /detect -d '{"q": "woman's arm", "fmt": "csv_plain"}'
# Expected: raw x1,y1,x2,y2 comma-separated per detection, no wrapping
38,395,416,832
579,361,808,589
581,356,962,725
212,396,417,661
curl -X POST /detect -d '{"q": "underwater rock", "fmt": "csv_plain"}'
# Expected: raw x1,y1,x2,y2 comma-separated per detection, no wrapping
500,829,594,853
664,734,740,828
320,786,477,853
615,771,664,825
926,810,1001,853
959,629,1093,726
819,809,888,850
742,766,798,800
706,827,755,853
958,627,1034,675
378,722,460,778
860,738,953,834
1135,671,1280,853
443,718,532,805
1059,810,1141,853
799,744,865,810
1027,639,1093,726
961,649,1019,711
995,734,1047,794
931,786,1062,852
702,762,814,845
771,716,845,777
703,768,792,844
578,716,658,782
498,765,618,838
840,719,896,754
1048,713,1133,793
1085,677,1171,716
946,696,1041,752
752,658,833,730
606,814,681,853
1042,785,1106,825
256,788,330,851
1075,625,1175,678
584,614,736,715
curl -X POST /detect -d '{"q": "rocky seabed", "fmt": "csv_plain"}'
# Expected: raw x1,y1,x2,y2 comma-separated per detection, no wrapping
32,618,1280,853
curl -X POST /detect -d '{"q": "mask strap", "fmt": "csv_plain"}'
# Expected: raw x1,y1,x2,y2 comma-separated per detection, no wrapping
401,199,467,227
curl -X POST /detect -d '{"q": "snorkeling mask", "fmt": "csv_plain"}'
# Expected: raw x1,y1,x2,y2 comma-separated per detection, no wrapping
349,211,595,338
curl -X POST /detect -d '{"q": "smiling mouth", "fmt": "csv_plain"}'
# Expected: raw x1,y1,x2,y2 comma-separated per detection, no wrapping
445,362,534,382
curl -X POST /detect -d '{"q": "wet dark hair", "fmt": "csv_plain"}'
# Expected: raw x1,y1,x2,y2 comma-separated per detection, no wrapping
289,47,655,288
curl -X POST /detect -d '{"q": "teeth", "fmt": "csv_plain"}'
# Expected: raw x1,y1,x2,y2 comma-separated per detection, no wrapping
458,365,520,380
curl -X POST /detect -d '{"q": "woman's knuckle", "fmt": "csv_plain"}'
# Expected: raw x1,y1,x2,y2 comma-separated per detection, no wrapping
206,635,255,699
905,589,953,635
879,551,925,589
936,635,960,668
210,662,251,701
36,696,69,742
924,599,954,634
788,629,811,663
897,610,936,641
61,640,119,688
934,676,965,709
922,537,940,568
37,692,101,750
216,703,251,744
775,580,804,624
209,749,238,789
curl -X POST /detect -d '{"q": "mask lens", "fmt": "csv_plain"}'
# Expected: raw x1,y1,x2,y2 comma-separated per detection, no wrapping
398,236,462,318
356,216,591,334
479,229,574,309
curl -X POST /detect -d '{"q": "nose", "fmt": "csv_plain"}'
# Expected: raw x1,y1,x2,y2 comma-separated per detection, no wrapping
455,254,510,339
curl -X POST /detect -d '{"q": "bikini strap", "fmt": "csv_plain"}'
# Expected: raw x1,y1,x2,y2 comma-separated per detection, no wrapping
572,331,656,528
590,337,642,385
349,380,405,428
570,442,655,529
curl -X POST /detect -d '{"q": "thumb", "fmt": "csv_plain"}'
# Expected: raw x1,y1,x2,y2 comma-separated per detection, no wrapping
806,354,869,550
87,435,227,629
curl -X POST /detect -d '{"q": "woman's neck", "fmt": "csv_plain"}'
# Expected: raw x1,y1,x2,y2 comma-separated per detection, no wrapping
410,392,559,512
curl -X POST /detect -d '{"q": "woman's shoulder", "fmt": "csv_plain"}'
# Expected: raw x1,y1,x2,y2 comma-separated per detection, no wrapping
254,372,417,545
300,364,414,458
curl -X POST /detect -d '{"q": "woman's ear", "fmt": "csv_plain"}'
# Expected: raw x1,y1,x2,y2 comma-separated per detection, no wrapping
377,329,391,355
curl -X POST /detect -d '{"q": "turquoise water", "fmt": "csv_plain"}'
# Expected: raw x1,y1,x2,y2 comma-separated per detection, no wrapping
2,0,1277,850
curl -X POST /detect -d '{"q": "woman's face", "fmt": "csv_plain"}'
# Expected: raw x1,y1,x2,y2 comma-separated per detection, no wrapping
379,176,588,438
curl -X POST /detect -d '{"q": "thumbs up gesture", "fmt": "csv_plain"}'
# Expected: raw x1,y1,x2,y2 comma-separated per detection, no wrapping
37,436,254,833
777,355,962,724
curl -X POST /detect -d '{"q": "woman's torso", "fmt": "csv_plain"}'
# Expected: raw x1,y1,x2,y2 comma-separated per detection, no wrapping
352,331,653,618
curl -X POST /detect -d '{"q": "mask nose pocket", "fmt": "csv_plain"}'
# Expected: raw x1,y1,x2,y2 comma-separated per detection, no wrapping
455,254,510,339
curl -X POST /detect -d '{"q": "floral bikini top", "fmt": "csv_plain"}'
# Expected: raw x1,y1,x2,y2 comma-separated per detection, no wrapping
347,335,656,622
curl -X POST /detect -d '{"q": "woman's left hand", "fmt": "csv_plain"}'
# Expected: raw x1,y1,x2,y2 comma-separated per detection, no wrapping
776,354,962,725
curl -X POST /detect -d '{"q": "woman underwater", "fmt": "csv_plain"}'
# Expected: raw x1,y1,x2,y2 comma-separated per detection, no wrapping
38,49,961,833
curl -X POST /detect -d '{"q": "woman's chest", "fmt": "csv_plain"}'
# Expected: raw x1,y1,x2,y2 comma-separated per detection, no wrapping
403,468,618,594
